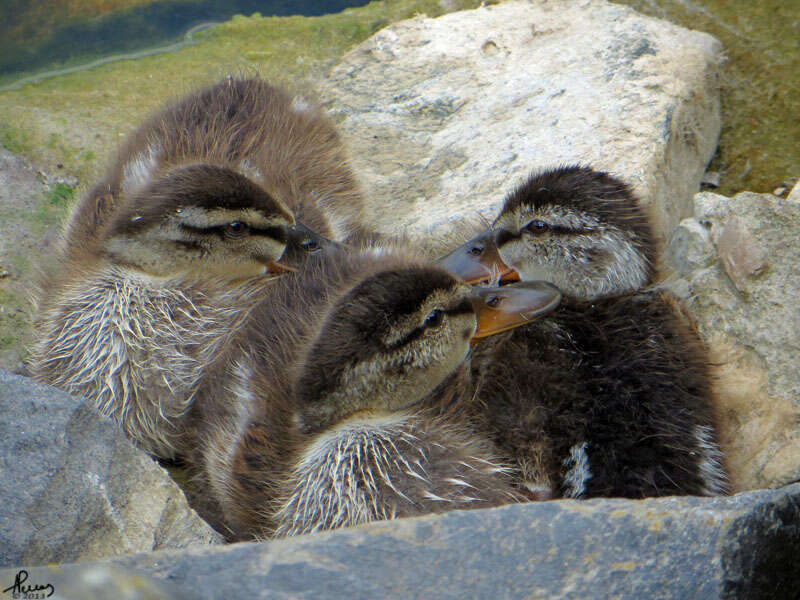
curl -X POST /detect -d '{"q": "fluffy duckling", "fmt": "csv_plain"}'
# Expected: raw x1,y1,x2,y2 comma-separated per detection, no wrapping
32,77,359,458
442,165,727,499
30,166,295,458
65,76,365,247
192,244,561,539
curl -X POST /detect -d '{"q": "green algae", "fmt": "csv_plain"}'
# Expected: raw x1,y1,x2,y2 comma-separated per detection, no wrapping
47,183,75,207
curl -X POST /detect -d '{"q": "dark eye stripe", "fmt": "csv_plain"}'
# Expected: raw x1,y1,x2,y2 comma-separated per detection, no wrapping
446,299,474,317
384,301,474,351
175,240,204,252
179,223,286,243
250,226,287,243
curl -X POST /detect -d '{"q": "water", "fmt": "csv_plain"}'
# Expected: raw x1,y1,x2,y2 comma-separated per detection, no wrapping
0,0,371,88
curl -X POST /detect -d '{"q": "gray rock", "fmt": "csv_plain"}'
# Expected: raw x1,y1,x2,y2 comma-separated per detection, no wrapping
788,180,800,203
665,191,800,490
321,0,722,246
4,485,799,599
0,565,190,600
0,370,221,567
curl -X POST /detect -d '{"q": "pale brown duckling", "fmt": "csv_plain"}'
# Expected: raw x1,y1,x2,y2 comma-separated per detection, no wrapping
442,165,728,499
30,165,295,458
191,244,561,539
65,76,366,247
32,76,359,458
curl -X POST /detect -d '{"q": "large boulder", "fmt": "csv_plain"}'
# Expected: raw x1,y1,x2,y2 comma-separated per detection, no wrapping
665,191,800,490
4,484,799,599
0,370,221,567
321,0,723,246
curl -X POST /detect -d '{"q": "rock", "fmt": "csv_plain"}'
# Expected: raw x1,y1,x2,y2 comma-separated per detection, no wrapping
712,215,765,291
702,171,722,187
321,0,722,246
4,485,799,599
788,180,800,203
665,191,800,490
0,370,221,567
0,565,189,600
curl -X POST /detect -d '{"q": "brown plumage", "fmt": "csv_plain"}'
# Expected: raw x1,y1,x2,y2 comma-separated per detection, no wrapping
30,166,294,458
65,76,366,248
443,165,728,499
189,244,552,539
30,76,362,458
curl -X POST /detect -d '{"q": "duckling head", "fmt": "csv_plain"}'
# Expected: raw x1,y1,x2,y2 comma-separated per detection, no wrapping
441,166,655,299
493,165,655,299
294,266,561,434
281,221,343,267
99,163,296,280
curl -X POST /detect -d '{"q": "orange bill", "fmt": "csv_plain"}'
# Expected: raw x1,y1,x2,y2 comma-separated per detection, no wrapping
471,281,561,340
266,259,298,275
438,230,520,284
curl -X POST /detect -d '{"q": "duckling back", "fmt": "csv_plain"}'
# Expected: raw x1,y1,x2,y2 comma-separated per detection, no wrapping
64,76,365,248
471,292,728,499
273,408,519,537
31,267,266,458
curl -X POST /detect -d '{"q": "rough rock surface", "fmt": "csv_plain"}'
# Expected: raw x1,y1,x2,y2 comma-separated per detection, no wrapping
0,565,190,600
0,370,221,567
788,180,800,203
4,484,799,600
665,191,800,490
321,0,722,246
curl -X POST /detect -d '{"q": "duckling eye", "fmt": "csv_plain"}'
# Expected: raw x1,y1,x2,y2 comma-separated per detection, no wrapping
301,238,321,253
423,309,444,329
485,295,501,308
524,219,550,235
468,245,483,257
225,221,249,239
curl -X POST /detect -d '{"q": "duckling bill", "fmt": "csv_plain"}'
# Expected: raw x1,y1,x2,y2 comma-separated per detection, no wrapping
439,229,519,285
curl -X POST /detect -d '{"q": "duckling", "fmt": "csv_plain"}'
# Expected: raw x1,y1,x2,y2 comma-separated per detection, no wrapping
64,76,366,247
30,165,296,458
442,165,727,499
191,244,561,539
31,77,357,458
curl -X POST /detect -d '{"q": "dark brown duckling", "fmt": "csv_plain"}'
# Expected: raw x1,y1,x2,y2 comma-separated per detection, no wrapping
191,243,561,539
442,165,728,499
